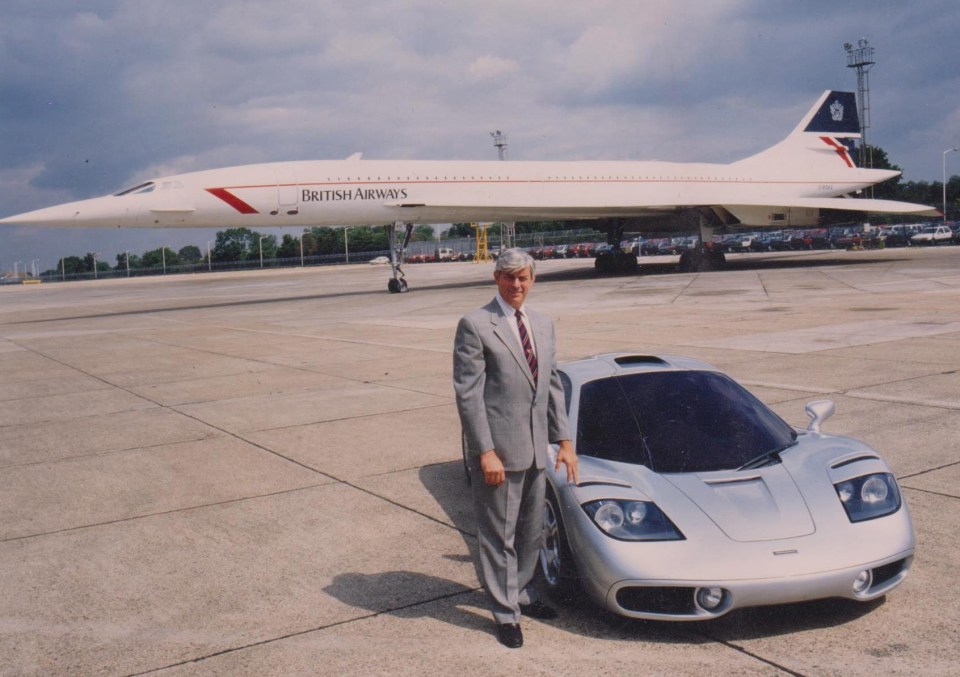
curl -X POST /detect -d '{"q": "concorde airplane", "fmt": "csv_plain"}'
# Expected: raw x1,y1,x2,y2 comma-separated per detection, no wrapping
0,90,938,292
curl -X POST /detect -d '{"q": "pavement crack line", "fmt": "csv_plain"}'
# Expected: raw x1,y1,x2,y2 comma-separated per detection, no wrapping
126,587,482,676
899,459,960,480
691,630,808,677
669,273,700,304
3,336,472,547
0,484,328,543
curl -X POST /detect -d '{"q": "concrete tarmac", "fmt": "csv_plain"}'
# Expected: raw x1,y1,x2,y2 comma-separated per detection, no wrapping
1,246,958,676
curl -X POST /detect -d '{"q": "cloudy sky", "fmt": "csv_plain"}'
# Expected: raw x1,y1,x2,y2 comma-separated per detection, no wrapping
2,0,958,273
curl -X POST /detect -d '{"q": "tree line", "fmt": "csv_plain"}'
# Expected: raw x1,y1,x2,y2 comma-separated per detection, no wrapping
47,224,438,276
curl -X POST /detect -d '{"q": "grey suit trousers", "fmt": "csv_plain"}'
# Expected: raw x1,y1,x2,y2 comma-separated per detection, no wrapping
468,455,545,624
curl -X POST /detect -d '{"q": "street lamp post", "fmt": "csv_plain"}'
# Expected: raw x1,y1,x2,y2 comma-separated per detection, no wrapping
344,226,351,263
124,250,133,277
92,253,98,280
943,148,958,223
207,241,213,272
299,234,304,267
162,247,167,275
259,236,267,268
31,259,39,279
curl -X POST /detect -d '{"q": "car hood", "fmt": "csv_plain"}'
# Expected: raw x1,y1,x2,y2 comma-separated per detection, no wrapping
570,455,816,543
663,465,815,542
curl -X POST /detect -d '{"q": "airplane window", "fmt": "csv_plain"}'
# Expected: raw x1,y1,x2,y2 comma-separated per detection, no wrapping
114,181,155,196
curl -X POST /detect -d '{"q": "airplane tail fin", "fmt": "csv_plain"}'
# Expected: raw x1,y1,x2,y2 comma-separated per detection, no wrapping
795,90,860,137
734,91,872,173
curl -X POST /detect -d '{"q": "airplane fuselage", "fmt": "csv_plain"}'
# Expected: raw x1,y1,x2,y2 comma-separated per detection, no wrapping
14,157,894,231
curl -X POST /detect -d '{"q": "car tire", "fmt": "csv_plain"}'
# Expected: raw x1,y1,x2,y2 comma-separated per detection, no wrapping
539,487,581,601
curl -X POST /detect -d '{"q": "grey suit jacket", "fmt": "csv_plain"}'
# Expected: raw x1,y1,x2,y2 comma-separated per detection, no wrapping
453,298,570,471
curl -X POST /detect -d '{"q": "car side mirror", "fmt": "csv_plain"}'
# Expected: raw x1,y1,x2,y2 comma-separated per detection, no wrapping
805,400,836,433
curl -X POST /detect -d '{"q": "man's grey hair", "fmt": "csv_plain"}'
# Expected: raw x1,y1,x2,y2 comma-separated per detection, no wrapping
495,248,536,276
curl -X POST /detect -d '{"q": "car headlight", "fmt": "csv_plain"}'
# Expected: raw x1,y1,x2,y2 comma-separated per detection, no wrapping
582,499,685,541
834,473,902,523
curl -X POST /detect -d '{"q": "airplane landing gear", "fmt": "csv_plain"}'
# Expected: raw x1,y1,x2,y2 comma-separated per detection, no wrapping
385,221,413,293
594,250,639,274
678,248,726,272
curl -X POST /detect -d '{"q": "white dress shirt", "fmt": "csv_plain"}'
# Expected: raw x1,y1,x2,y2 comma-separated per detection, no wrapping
495,293,537,359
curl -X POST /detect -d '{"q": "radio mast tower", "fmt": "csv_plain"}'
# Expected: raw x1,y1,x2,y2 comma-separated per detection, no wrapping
844,38,875,171
490,130,515,248
490,130,508,161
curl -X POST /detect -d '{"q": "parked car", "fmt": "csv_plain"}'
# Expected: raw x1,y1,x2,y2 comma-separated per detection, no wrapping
830,226,866,249
752,232,786,251
536,353,914,620
768,231,796,251
910,225,953,245
641,238,668,255
368,256,390,265
787,228,831,250
657,237,687,255
876,225,906,247
723,233,761,253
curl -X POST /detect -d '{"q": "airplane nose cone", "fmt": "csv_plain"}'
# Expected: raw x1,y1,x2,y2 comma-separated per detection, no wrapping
0,204,82,227
0,195,139,228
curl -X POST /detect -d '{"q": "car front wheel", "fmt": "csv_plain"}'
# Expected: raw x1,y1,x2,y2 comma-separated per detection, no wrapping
539,488,580,598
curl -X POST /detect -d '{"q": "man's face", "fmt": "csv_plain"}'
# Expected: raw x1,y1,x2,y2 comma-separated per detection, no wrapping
494,267,534,309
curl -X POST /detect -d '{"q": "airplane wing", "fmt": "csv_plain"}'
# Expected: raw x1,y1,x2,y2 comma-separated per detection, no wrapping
721,196,939,216
385,195,939,223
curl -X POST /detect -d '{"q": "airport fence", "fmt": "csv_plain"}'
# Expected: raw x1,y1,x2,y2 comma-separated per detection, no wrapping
15,227,608,284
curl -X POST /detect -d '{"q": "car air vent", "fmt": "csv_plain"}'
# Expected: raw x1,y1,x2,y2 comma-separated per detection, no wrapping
613,355,669,366
830,455,880,469
576,479,633,489
872,558,908,587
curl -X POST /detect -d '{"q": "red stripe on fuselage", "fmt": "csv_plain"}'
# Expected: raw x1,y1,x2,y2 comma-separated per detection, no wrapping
205,187,260,214
819,137,854,168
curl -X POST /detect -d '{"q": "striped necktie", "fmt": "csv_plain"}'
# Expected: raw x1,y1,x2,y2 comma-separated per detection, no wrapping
515,309,538,383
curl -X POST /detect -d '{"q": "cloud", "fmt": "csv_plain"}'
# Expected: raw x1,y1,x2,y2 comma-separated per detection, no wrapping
468,55,519,81
1,0,958,269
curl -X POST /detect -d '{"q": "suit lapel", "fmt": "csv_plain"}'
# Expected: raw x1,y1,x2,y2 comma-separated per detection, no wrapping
488,300,536,388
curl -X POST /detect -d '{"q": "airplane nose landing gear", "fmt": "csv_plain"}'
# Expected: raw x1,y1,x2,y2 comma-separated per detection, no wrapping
387,276,408,293
386,221,413,293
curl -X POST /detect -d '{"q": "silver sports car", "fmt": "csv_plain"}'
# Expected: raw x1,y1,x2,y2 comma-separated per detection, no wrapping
539,353,914,620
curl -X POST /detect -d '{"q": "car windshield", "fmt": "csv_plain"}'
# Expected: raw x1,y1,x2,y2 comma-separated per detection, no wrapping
575,371,796,473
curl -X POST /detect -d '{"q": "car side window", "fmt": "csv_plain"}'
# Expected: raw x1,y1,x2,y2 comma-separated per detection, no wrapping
577,378,648,466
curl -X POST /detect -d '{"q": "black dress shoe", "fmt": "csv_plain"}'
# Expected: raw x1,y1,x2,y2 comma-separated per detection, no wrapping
519,600,558,620
496,622,523,648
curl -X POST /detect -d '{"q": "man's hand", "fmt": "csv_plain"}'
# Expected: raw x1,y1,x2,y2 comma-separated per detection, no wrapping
555,440,579,485
479,450,506,486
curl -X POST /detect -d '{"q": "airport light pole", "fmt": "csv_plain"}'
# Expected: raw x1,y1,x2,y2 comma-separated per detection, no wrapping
31,259,39,279
124,250,133,277
344,226,351,263
92,253,98,280
299,234,304,267
259,236,267,268
943,148,958,222
161,247,167,274
207,241,213,272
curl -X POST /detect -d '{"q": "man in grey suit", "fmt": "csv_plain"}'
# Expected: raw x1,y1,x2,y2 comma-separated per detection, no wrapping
453,248,578,648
